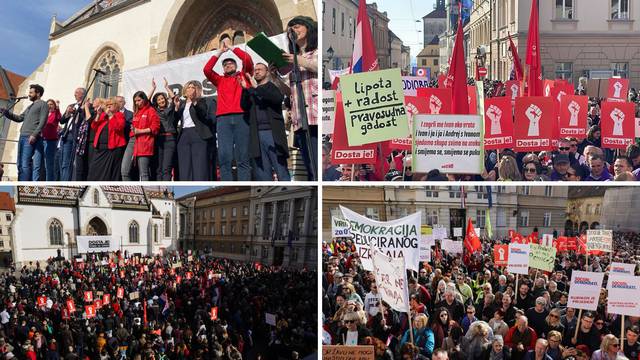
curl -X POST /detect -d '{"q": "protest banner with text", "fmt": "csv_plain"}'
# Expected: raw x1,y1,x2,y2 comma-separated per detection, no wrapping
494,245,509,267
507,243,530,275
322,90,336,135
340,205,420,272
413,114,483,174
388,96,429,151
332,216,352,238
601,101,635,149
606,274,640,317
567,271,605,311
77,236,118,254
441,239,463,254
611,262,636,275
586,229,613,252
402,76,432,96
340,68,409,146
528,244,557,272
484,97,514,149
371,245,410,312
514,97,555,152
330,92,377,165
608,78,629,102
322,346,375,360
420,226,434,262
559,95,588,138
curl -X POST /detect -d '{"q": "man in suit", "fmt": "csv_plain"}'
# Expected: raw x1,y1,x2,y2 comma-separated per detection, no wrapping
116,96,135,180
58,87,86,181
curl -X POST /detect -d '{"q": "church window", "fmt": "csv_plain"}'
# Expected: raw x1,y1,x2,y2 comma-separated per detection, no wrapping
93,189,99,205
91,49,121,99
164,213,171,238
49,219,63,246
129,221,139,243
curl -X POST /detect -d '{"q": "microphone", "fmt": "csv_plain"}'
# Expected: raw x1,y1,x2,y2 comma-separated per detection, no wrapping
288,27,297,41
11,96,28,100
100,80,112,87
93,68,107,75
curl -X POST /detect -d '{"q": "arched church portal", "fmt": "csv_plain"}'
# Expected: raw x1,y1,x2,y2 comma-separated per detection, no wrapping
86,217,109,236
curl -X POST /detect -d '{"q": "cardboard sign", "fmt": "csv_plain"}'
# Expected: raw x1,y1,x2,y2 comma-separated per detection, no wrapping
432,227,448,240
601,101,635,149
494,245,509,267
558,95,588,138
37,296,47,307
341,205,421,272
332,217,352,238
371,245,410,312
528,244,557,272
611,262,636,275
586,229,613,252
453,227,463,237
322,345,375,360
340,68,409,146
413,114,483,174
505,80,521,103
265,312,277,326
85,305,96,319
607,274,640,317
330,92,377,165
210,307,218,321
84,291,93,303
467,85,477,115
514,97,554,152
567,271,605,311
116,287,124,299
322,90,336,135
608,78,629,101
416,88,452,114
388,96,430,151
67,299,76,313
419,236,432,262
507,243,530,275
402,76,431,96
484,97,514,149
441,239,463,254
129,291,139,300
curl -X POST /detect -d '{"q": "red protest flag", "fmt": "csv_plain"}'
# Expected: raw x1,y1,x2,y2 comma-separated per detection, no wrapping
484,97,515,150
416,88,452,114
525,0,542,96
608,78,629,101
447,3,469,114
566,237,577,251
508,33,524,81
511,231,525,244
467,85,478,114
143,300,148,326
513,97,554,152
84,291,93,303
351,0,379,73
210,307,219,321
559,95,588,139
464,218,481,253
330,92,376,165
37,296,47,307
85,305,96,319
437,74,447,88
601,101,635,149
556,236,568,252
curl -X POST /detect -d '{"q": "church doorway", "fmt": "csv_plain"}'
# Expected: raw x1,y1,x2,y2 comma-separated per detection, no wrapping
87,217,109,236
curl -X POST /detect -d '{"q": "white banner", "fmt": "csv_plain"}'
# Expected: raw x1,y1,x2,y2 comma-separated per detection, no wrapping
432,227,448,240
371,244,410,313
541,234,554,247
507,243,530,275
419,235,434,262
611,262,636,275
340,205,421,272
413,114,483,174
322,90,336,135
567,271,605,311
331,216,352,238
402,76,432,96
329,68,349,84
77,236,118,254
123,34,288,104
441,239,463,254
586,230,613,252
453,227,462,237
607,274,640,317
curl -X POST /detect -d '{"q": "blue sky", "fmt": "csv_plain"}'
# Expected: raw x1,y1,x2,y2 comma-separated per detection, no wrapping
369,0,437,59
0,0,90,76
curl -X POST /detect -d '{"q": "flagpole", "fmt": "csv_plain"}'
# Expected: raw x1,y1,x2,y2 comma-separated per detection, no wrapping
573,309,583,340
408,309,415,345
621,315,625,352
514,274,519,305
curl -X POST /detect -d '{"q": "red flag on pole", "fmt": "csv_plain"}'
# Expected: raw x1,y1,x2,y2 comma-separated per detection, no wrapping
464,218,481,253
350,0,379,74
525,0,542,96
447,2,469,114
508,33,524,81
143,300,148,326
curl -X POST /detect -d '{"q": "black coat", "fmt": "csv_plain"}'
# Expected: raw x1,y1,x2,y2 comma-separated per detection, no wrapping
240,82,289,159
175,99,214,140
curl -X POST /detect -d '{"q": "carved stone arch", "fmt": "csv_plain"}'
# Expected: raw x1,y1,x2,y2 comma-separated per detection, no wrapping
85,42,125,84
85,216,111,236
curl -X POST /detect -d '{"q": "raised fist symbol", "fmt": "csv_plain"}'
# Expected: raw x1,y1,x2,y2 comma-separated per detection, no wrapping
613,81,623,98
611,108,625,136
429,95,442,114
568,101,580,126
405,102,418,131
526,104,542,137
510,84,519,100
487,104,503,135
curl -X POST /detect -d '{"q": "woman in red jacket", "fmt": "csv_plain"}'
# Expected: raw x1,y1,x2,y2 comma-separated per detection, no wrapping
87,98,126,181
131,91,160,181
43,99,61,181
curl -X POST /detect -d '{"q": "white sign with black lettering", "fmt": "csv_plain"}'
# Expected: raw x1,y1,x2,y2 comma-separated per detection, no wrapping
77,236,118,253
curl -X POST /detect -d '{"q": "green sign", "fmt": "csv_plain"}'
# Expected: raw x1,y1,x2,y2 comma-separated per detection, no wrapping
529,244,556,272
340,68,409,146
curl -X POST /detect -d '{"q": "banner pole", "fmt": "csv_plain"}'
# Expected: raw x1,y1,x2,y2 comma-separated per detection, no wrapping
408,310,415,345
621,315,625,352
350,164,355,181
573,309,583,340
514,274,519,305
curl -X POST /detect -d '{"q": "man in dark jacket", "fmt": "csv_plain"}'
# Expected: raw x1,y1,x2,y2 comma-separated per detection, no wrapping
565,312,601,354
240,63,290,181
59,87,86,181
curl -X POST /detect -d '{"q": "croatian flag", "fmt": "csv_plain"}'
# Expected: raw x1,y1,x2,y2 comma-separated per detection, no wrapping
351,0,379,74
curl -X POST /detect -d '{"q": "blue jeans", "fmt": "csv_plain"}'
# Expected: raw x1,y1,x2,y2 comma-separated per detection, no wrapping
43,139,57,181
59,138,75,181
216,114,250,181
254,130,291,181
17,135,43,181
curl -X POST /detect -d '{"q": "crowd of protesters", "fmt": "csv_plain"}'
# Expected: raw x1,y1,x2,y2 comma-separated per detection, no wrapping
322,230,640,360
0,251,316,359
0,16,318,182
323,78,640,182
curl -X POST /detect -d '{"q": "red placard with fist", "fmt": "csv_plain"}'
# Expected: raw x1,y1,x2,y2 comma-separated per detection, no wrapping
514,97,555,152
601,101,635,149
484,97,514,150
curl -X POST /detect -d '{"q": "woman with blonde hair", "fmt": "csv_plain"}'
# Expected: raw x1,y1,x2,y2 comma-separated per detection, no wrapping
542,308,564,339
498,155,522,181
337,311,371,345
174,80,214,180
590,334,621,360
546,330,577,360
87,97,126,180
400,313,435,358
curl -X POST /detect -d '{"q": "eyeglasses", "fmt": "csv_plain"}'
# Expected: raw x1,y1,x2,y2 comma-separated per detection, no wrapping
440,314,448,318
595,322,604,325
549,314,559,318
343,320,355,324
524,167,537,173
467,311,474,314
611,343,620,347
559,147,570,151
